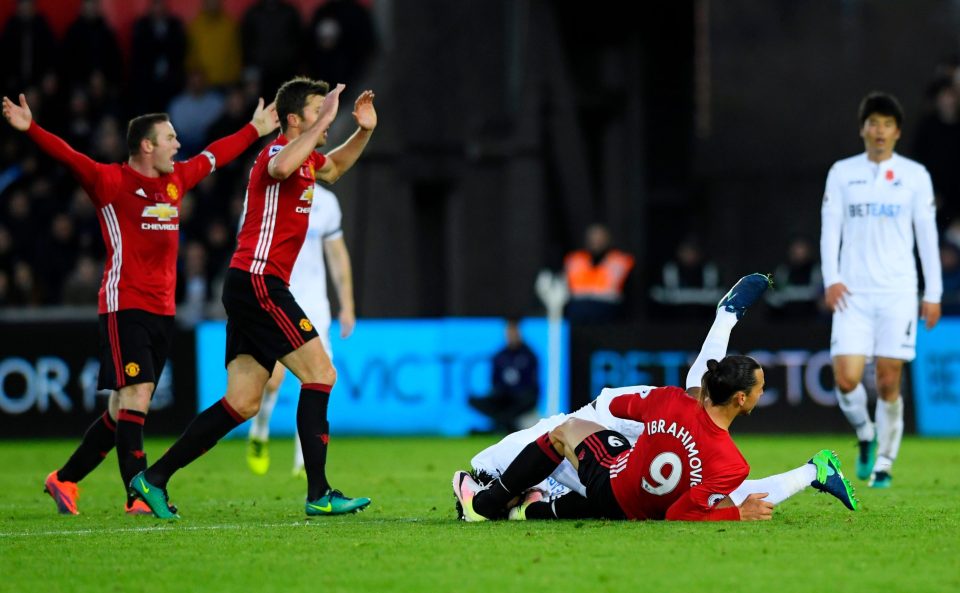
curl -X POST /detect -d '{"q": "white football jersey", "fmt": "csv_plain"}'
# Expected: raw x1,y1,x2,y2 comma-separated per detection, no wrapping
820,153,942,301
470,385,650,498
288,184,343,339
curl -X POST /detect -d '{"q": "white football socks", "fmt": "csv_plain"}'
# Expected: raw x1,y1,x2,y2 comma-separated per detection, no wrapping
293,428,304,472
728,464,817,506
249,388,279,442
686,310,738,390
836,383,876,442
874,396,903,473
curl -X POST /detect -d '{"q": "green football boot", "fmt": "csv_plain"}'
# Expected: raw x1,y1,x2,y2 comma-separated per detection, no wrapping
305,489,371,516
856,439,876,481
129,471,180,519
246,438,270,475
808,449,858,511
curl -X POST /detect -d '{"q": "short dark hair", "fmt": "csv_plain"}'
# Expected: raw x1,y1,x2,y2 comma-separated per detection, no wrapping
275,77,330,133
127,113,169,155
701,355,761,406
858,92,904,128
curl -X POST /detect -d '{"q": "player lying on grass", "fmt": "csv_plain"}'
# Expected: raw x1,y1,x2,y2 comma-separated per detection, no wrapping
454,273,859,521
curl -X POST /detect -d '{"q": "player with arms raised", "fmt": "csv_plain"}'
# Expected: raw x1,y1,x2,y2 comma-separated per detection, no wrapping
129,78,377,519
2,92,277,515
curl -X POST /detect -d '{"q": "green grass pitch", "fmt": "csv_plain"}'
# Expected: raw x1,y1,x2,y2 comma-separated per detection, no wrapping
1,435,959,593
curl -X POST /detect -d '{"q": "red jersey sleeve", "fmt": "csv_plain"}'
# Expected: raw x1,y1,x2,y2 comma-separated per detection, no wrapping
665,489,742,521
26,121,105,203
177,123,260,190
609,386,687,422
665,462,749,521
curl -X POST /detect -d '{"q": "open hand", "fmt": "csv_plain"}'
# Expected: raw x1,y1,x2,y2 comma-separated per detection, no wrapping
2,93,32,131
353,90,377,131
316,83,346,132
921,301,941,331
339,308,356,338
738,493,774,521
250,98,279,137
824,282,850,312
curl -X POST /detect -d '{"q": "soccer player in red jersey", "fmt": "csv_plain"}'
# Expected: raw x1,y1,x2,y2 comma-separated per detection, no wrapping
130,78,377,518
2,93,279,515
456,274,858,521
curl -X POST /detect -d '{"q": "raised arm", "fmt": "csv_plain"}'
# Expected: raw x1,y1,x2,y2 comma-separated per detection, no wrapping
323,236,356,338
3,93,100,191
179,98,278,189
316,90,376,184
269,84,345,180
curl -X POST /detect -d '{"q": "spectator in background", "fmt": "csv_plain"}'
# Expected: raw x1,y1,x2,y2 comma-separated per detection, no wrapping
468,319,540,433
35,213,79,304
91,116,127,163
69,188,105,260
61,254,101,306
11,260,40,306
766,236,823,320
61,0,123,89
168,70,224,155
176,241,211,328
204,218,234,283
0,225,14,278
242,0,304,99
63,89,97,152
913,78,960,227
187,0,242,88
131,0,186,114
0,0,56,93
4,189,37,263
564,223,635,324
308,0,377,88
649,237,722,319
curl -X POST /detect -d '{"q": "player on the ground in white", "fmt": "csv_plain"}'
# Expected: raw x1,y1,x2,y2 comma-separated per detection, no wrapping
246,183,355,477
456,274,858,521
820,92,942,488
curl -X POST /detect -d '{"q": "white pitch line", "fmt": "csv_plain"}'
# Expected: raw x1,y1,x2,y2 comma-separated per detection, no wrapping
0,522,303,538
0,517,426,539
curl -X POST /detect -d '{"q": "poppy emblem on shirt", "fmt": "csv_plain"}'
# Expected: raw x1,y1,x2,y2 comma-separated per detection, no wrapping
166,183,180,202
125,362,140,377
885,170,895,181
142,203,179,222
299,318,314,332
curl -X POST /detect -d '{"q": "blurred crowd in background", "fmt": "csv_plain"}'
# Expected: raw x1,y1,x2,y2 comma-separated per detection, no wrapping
2,0,960,323
0,0,375,322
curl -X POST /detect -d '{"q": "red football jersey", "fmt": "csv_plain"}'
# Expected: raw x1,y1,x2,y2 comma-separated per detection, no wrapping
607,387,749,521
230,135,327,283
26,122,260,315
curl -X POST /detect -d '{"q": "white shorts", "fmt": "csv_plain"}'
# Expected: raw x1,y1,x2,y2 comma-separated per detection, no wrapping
299,302,332,358
470,385,651,498
830,291,918,361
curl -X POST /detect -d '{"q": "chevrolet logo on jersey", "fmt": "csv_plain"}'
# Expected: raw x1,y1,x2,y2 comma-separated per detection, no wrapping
296,185,315,214
142,203,179,221
141,203,180,230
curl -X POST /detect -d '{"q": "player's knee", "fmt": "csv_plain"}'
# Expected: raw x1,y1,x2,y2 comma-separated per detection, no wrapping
120,384,153,412
315,364,337,387
549,419,578,453
835,375,860,394
230,395,261,419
